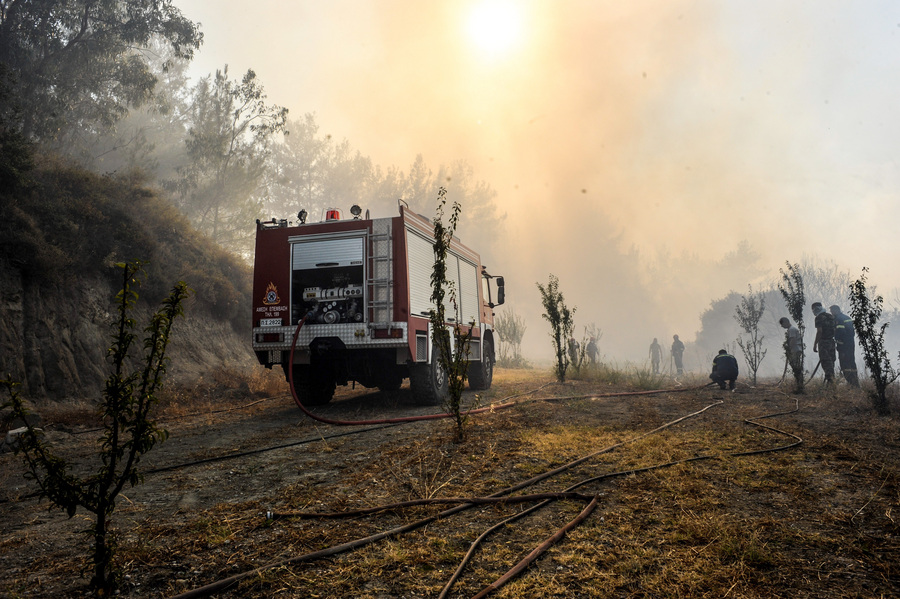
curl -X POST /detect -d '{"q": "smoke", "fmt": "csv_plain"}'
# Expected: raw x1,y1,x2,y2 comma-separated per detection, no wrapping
179,0,900,364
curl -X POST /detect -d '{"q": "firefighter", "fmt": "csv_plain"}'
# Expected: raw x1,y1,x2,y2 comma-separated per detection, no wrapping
568,337,579,366
830,304,859,387
779,317,803,378
671,334,685,375
710,349,739,390
586,337,598,365
811,302,836,384
649,338,662,373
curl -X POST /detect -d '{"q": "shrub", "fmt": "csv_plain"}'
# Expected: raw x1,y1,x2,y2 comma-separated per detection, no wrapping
2,261,188,596
849,267,898,415
536,274,575,382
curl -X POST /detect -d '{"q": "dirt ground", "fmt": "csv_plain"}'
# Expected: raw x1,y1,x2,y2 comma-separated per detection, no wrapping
1,368,899,598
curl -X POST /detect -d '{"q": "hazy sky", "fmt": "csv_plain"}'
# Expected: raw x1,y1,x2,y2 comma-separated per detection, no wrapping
176,0,900,361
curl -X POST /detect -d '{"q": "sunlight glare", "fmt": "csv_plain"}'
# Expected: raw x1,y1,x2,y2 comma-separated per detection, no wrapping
466,0,524,59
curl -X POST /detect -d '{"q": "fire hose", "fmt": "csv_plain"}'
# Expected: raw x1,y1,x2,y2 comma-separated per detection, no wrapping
286,315,518,425
778,353,825,387
168,401,727,599
286,316,707,427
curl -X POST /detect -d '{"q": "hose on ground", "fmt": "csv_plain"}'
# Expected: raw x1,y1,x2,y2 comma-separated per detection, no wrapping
71,395,289,436
146,423,399,474
287,315,709,427
168,401,723,599
461,395,802,599
471,495,600,599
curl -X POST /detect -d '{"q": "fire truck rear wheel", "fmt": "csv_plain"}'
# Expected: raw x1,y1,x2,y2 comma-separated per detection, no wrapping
291,365,335,406
409,352,449,406
468,338,494,390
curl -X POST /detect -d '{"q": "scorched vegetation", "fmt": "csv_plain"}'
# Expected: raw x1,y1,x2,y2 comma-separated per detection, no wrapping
2,368,898,598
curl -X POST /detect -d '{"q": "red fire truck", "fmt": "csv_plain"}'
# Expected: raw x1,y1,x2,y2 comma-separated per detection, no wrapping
251,203,505,406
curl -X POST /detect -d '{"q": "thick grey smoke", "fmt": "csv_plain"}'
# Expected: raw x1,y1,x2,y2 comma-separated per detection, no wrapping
179,0,900,364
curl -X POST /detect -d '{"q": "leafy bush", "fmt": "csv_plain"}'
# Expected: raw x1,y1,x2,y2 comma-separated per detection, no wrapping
536,274,575,382
850,268,898,415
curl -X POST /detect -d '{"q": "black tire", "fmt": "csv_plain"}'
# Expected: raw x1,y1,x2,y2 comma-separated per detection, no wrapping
468,337,494,391
408,351,448,406
291,365,335,406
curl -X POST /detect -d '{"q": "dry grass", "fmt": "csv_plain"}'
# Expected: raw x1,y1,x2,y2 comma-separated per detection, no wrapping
1,365,290,433
157,366,289,418
2,368,899,598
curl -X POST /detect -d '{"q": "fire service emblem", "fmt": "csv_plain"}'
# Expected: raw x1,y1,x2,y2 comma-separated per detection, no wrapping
263,282,280,305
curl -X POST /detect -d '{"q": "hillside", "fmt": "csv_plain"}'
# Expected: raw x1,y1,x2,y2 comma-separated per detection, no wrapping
0,156,257,401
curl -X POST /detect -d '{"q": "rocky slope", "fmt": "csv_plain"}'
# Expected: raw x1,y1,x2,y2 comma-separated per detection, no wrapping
0,160,257,401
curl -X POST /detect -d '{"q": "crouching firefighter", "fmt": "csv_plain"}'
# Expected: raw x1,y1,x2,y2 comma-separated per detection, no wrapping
710,349,739,390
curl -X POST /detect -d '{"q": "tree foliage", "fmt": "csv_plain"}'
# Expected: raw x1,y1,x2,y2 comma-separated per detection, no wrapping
0,5,508,269
85,38,194,174
0,63,34,192
170,66,287,254
3,261,188,596
537,274,575,382
267,113,374,221
0,0,201,149
264,126,503,256
850,267,898,416
734,285,767,385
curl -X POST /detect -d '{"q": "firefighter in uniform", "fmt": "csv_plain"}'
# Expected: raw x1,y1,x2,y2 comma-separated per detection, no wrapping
830,304,859,387
671,335,685,375
649,338,662,373
779,317,803,379
586,337,598,365
812,302,836,384
710,349,739,390
568,337,579,366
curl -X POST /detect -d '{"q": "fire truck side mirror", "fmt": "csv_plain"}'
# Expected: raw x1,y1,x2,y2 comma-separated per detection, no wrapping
495,276,505,306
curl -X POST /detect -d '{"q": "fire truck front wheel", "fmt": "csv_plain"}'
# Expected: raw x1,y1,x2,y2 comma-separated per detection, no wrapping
409,353,449,406
468,338,494,390
291,365,335,406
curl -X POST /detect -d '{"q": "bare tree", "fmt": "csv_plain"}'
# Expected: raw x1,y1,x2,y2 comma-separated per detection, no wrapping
495,308,527,368
799,256,853,309
735,286,767,385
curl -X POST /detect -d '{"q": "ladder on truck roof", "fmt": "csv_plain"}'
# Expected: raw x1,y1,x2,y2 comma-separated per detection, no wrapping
368,219,392,326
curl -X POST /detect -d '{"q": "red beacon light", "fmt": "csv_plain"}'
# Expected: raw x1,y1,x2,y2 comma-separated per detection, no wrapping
325,208,342,221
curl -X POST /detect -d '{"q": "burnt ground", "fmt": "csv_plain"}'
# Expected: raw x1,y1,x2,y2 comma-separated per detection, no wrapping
1,368,899,598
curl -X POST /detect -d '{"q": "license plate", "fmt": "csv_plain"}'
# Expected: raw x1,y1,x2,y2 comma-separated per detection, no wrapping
260,318,282,327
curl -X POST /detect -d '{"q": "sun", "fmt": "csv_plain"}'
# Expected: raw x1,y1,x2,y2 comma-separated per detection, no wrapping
465,0,524,59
